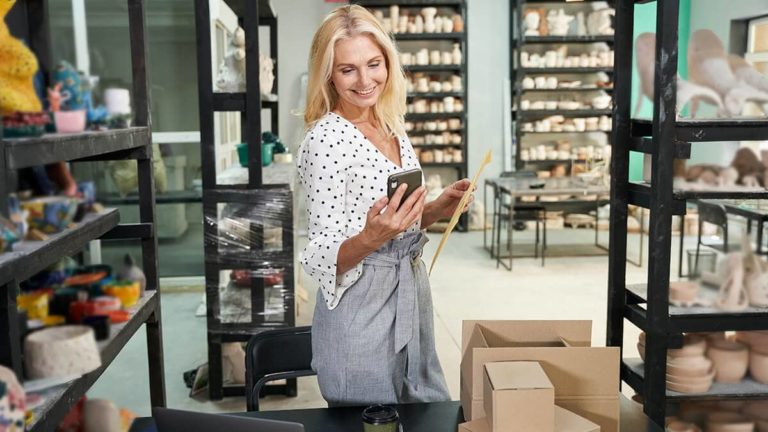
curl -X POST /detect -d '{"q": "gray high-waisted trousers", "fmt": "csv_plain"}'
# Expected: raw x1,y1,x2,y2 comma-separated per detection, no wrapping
311,232,451,406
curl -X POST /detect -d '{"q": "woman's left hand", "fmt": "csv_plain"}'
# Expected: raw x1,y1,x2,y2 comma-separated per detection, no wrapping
434,179,475,219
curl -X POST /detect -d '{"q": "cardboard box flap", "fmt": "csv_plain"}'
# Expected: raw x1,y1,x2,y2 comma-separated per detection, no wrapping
486,361,554,391
462,320,592,353
555,406,601,432
458,419,490,432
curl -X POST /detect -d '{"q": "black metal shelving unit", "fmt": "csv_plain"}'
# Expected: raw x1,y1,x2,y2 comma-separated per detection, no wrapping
356,0,468,230
0,0,165,429
606,0,768,427
195,0,296,401
510,0,615,171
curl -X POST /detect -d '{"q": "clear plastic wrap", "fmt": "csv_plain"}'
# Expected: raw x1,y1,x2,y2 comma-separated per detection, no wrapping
203,189,295,328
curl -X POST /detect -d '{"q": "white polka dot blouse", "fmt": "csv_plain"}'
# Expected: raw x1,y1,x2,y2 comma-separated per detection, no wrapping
297,112,422,310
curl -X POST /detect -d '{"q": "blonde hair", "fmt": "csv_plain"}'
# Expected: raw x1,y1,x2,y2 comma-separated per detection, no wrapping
304,5,407,138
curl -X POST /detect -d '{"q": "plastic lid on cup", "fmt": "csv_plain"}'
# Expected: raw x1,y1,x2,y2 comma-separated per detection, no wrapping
362,405,399,425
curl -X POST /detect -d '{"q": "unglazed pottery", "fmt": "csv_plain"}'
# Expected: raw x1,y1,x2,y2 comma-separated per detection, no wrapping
668,334,708,358
740,232,768,307
666,420,702,432
706,412,754,432
84,399,121,432
24,325,101,379
716,253,749,312
670,281,700,303
707,338,749,383
667,356,713,378
667,379,712,394
749,347,768,384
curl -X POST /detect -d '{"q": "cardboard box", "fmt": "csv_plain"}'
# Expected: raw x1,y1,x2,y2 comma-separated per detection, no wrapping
484,362,554,432
458,406,600,432
460,320,620,432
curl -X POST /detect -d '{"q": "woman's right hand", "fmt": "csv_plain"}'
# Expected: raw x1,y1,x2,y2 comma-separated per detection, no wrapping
359,184,426,250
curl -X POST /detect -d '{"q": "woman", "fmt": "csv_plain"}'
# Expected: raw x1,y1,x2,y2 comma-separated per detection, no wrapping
297,5,473,406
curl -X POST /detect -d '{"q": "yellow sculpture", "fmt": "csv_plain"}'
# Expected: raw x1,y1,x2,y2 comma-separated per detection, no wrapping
0,0,42,115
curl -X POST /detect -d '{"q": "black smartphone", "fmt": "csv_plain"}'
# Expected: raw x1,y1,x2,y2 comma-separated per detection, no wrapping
387,168,423,201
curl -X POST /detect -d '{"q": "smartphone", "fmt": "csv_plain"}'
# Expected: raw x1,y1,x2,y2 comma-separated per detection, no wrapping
387,168,423,201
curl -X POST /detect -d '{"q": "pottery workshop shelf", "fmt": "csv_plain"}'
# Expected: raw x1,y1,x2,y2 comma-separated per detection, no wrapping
516,108,612,118
407,92,464,98
100,190,203,206
631,118,768,142
517,87,614,93
520,35,615,44
625,284,768,333
521,158,604,165
26,292,160,432
406,112,466,120
627,182,768,212
394,32,465,41
403,64,462,72
522,67,614,74
1,127,150,170
0,209,121,286
622,358,768,401
521,130,610,135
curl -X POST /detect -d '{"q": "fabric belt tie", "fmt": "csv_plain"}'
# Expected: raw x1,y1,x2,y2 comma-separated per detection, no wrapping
363,233,428,390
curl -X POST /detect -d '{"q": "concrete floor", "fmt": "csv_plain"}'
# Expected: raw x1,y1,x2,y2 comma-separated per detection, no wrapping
88,226,674,416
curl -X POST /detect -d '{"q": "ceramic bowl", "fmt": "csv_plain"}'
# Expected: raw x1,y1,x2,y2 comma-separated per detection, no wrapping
707,339,749,383
738,331,768,352
749,348,768,384
666,368,715,386
24,325,101,379
670,281,700,303
667,356,713,378
20,196,80,234
666,420,702,432
53,110,87,133
667,379,712,394
103,281,141,308
706,412,754,432
669,334,708,358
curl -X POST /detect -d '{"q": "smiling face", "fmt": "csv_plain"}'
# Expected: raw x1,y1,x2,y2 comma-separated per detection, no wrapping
331,34,388,113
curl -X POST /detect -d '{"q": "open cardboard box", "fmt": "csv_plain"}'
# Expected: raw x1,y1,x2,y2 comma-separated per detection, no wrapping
460,320,619,432
458,406,600,432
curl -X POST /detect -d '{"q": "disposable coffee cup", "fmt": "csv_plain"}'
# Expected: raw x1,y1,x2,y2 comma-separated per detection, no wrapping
362,405,400,432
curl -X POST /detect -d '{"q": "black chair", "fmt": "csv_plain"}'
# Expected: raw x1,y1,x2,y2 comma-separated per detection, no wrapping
494,171,547,270
693,200,729,275
245,326,315,411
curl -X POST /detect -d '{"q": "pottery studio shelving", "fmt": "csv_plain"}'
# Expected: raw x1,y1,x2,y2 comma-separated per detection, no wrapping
195,0,297,401
0,0,165,430
354,0,469,230
510,0,615,173
606,0,768,427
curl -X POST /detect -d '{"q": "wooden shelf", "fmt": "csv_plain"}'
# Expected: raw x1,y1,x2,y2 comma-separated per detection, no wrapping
27,292,159,432
2,128,150,170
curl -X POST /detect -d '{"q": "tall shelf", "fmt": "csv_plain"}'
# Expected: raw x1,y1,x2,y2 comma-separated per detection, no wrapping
0,0,165,430
195,0,296,401
510,0,615,172
355,0,469,230
606,0,768,427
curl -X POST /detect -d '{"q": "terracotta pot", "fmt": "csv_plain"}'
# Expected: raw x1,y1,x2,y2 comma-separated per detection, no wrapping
707,339,749,383
706,412,754,432
667,356,713,378
667,420,702,432
670,281,700,303
667,379,712,394
666,368,715,386
749,349,768,384
738,331,768,352
669,334,708,358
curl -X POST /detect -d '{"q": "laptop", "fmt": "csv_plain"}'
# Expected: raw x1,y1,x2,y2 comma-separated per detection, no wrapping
153,407,305,432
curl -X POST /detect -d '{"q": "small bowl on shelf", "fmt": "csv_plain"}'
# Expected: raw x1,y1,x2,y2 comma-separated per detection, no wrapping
707,338,749,383
53,110,87,133
668,334,707,358
670,281,700,303
666,378,712,394
749,347,768,384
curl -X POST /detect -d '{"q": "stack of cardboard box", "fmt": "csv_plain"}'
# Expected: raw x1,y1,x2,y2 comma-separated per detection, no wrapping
458,321,621,432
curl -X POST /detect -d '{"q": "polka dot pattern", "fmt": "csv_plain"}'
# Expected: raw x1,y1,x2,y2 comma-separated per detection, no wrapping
296,112,422,310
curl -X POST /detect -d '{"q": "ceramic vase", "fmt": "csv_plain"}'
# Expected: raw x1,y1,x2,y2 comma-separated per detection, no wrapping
453,15,464,32
422,7,437,32
452,44,462,65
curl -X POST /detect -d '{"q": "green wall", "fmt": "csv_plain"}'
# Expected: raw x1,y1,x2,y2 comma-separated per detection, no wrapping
628,0,691,181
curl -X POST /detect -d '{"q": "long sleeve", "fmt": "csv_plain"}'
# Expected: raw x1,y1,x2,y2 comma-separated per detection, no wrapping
297,130,363,310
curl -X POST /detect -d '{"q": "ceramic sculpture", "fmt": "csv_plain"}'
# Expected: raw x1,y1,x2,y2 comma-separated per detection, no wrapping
739,231,768,307
0,366,25,432
689,29,768,117
216,28,246,92
523,10,541,36
547,9,573,36
421,8,437,33
0,0,42,114
259,53,276,100
716,253,749,311
634,32,724,117
24,325,101,379
221,342,246,384
587,8,615,36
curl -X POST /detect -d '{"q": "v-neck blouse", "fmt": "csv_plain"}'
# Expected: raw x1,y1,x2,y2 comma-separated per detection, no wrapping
297,112,422,310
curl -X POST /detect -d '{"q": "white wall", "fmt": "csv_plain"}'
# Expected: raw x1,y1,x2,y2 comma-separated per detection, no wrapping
688,0,768,165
